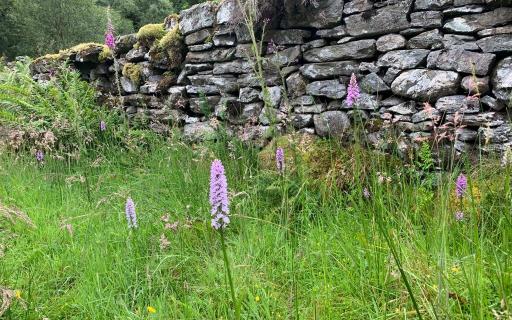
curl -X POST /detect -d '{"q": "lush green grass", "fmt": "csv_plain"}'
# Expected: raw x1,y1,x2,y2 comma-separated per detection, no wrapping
0,135,511,319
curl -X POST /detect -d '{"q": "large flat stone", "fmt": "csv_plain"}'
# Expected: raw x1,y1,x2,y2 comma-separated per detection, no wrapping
415,0,453,10
427,49,496,76
300,61,358,80
303,40,376,62
314,111,351,137
443,7,512,33
306,80,347,99
281,0,345,29
265,29,311,45
391,69,461,101
185,48,236,63
435,95,480,114
377,49,430,69
376,34,407,52
476,35,512,53
179,2,216,35
345,1,413,37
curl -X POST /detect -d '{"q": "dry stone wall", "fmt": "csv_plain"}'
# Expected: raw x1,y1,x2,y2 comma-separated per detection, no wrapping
31,0,512,155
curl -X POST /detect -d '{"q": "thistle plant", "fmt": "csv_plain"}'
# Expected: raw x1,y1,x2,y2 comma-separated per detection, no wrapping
209,159,239,319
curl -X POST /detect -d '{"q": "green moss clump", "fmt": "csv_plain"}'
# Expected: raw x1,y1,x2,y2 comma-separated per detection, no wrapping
154,25,184,69
68,43,104,54
122,63,142,85
99,46,112,62
136,23,166,47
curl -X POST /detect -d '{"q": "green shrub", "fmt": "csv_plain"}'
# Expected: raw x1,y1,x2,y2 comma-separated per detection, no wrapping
0,60,122,156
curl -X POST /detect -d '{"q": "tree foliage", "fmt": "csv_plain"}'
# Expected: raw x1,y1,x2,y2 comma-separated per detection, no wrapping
0,0,204,59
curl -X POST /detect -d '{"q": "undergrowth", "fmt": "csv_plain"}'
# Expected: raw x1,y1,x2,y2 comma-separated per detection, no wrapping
0,57,510,320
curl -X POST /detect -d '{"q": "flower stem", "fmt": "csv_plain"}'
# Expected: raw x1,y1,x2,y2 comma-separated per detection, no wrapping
220,229,240,320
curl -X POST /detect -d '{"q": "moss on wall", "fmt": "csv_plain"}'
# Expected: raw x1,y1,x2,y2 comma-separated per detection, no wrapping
136,23,166,48
122,63,142,85
157,25,184,69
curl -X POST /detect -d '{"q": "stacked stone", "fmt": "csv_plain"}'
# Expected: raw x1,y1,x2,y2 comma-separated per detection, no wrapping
29,0,512,155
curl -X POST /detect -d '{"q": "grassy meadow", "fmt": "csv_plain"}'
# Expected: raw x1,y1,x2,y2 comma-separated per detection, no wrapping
0,134,511,319
0,61,511,320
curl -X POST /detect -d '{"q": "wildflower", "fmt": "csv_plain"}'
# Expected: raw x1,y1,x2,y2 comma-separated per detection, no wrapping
209,159,230,230
125,197,138,228
35,150,44,163
255,295,261,302
164,221,179,231
451,265,461,273
276,147,285,174
454,211,464,221
147,306,156,314
15,290,21,299
346,73,360,107
266,39,283,55
100,120,107,132
159,234,170,250
455,174,467,199
105,7,116,50
363,187,371,199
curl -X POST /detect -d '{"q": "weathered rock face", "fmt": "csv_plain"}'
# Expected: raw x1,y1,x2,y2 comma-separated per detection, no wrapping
391,69,461,101
492,57,512,103
314,111,350,137
427,49,496,76
443,7,512,33
29,0,512,156
303,40,376,62
179,2,216,35
344,1,413,37
377,49,430,69
300,61,358,80
281,0,345,29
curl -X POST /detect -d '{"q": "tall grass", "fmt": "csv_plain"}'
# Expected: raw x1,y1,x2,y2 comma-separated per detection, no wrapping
0,130,511,319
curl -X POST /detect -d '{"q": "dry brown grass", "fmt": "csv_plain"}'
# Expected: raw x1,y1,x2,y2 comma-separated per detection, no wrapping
0,201,35,228
0,287,16,317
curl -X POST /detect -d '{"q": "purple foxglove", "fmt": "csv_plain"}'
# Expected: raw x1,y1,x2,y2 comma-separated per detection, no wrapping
209,159,230,230
105,7,116,50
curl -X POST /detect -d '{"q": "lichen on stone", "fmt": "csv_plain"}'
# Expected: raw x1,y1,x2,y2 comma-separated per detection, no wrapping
122,63,142,85
136,23,166,47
